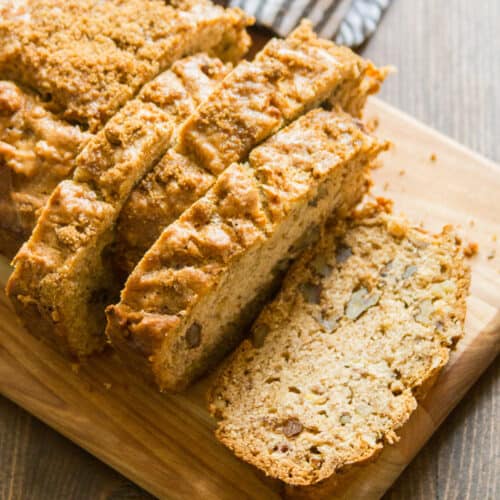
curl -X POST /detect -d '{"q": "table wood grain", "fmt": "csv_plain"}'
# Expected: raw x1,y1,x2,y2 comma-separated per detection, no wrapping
1,1,498,499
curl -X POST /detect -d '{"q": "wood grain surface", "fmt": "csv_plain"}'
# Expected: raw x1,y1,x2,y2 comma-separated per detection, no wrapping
1,1,499,499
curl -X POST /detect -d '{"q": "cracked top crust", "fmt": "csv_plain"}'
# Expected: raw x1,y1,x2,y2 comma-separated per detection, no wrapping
0,0,251,131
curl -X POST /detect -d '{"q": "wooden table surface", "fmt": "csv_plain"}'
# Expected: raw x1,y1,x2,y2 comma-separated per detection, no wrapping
1,1,499,499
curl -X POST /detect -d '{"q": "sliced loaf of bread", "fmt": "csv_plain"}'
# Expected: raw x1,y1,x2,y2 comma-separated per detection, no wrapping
113,20,387,273
106,109,388,391
208,203,470,487
6,54,231,357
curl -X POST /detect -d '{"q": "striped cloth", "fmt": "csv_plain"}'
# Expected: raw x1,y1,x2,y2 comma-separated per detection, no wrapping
229,0,391,47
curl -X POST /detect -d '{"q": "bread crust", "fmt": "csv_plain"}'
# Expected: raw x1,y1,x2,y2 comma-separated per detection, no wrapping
0,0,251,131
5,54,233,357
6,76,178,356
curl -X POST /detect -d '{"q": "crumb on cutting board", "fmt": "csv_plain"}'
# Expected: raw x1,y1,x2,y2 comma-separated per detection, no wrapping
430,153,437,162
464,241,479,258
366,117,379,132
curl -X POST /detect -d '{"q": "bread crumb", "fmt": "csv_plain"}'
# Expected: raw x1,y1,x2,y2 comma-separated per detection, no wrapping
467,217,475,227
104,382,112,390
430,153,437,162
398,169,406,176
366,117,379,132
70,363,80,374
370,159,383,170
387,218,408,238
463,242,479,258
383,181,390,191
487,249,496,260
374,196,394,213
492,234,497,242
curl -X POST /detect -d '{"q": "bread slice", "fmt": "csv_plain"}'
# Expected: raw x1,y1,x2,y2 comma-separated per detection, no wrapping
114,20,387,273
6,55,231,356
0,81,92,258
106,108,388,391
208,203,470,487
0,0,251,131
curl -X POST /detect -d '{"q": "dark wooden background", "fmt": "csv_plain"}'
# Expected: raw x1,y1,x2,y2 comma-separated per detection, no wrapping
1,1,499,498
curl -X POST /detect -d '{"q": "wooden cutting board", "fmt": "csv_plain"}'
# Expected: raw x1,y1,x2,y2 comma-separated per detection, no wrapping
0,98,499,499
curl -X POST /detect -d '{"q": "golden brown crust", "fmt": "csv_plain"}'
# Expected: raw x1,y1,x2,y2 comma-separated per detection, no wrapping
113,54,234,272
208,205,470,487
114,21,387,274
0,0,251,131
0,81,91,257
106,108,387,391
0,55,231,259
178,20,380,175
6,70,177,356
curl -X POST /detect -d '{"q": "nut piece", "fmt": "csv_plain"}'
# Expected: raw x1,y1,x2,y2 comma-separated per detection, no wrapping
300,282,322,304
185,322,202,348
345,287,381,320
335,244,352,263
414,299,434,324
311,254,333,278
252,323,270,348
282,418,303,438
312,310,338,332
402,265,418,279
339,412,351,425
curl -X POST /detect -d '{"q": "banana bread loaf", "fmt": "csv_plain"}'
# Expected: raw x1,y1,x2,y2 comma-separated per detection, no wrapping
106,108,388,391
0,0,251,131
6,67,188,356
7,21,385,359
208,203,470,487
114,20,387,273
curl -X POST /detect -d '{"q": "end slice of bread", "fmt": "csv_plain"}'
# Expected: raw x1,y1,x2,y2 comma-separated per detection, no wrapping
208,202,470,487
106,109,388,391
